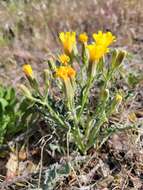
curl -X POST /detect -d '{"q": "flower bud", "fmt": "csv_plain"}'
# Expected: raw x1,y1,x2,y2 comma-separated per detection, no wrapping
79,33,88,44
107,93,123,116
113,50,127,68
115,94,122,103
43,69,50,87
19,84,33,100
23,64,33,78
128,112,137,123
58,54,70,65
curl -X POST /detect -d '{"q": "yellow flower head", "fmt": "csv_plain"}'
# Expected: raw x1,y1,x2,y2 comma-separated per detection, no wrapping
56,66,68,80
67,66,76,78
58,54,70,65
55,66,76,81
115,94,122,103
93,31,116,47
23,64,33,77
59,32,76,55
79,33,88,44
87,43,108,62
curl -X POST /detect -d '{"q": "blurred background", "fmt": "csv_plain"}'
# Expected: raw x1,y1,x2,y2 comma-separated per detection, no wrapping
0,0,143,84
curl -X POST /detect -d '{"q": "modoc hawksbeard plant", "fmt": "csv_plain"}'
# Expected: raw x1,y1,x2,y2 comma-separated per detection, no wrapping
21,31,128,154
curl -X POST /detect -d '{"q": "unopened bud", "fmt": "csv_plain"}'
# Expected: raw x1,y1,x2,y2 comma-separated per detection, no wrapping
43,69,50,87
115,94,122,103
19,84,33,100
115,50,127,67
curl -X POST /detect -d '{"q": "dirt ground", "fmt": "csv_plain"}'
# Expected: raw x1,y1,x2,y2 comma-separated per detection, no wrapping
0,0,143,84
0,0,143,189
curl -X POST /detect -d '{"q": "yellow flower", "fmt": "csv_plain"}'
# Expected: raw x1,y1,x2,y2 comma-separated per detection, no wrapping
93,31,116,47
23,64,33,77
115,94,122,103
56,66,68,80
87,43,108,62
56,66,75,105
67,66,76,78
58,54,70,65
79,33,88,44
59,32,76,55
55,66,76,81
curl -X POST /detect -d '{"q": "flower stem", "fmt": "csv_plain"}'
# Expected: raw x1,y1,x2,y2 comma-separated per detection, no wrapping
77,77,93,121
35,98,66,129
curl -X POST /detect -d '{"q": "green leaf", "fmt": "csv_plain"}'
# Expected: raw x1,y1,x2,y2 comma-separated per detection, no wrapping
0,86,5,97
127,73,140,87
43,162,70,190
0,98,8,112
5,87,15,101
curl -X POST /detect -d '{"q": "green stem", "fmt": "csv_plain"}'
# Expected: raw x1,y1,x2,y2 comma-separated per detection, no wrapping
104,67,116,88
35,98,66,129
77,77,93,121
84,123,91,140
72,127,85,153
70,104,85,153
46,103,66,128
86,116,106,151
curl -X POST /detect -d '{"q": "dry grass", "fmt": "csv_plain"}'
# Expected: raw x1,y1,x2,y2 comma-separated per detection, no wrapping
0,0,143,84
0,1,143,189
